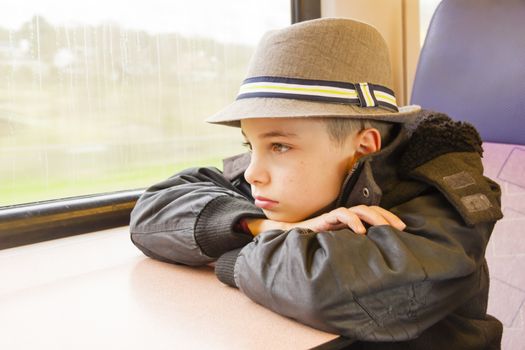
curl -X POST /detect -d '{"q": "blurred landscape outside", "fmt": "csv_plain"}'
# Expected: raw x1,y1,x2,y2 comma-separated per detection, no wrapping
0,1,289,206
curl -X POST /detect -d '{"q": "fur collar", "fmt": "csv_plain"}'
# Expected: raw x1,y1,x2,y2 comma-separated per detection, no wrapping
399,111,483,174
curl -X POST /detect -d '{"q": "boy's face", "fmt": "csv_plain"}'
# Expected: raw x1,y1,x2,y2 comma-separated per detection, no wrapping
241,117,359,223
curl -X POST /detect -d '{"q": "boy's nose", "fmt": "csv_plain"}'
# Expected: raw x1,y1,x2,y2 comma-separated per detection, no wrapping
244,155,270,186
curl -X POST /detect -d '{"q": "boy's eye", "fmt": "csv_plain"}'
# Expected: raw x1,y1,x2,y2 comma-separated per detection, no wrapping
271,143,290,153
242,142,252,151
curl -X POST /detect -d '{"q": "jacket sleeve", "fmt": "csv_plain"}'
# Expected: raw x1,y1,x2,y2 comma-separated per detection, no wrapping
129,166,265,266
214,190,496,341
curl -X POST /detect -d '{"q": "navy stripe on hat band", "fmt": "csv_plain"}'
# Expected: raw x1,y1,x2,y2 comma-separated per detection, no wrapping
236,76,398,112
242,76,358,89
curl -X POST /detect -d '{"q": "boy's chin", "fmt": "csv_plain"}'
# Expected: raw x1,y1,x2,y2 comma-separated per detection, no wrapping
263,202,335,223
263,209,309,224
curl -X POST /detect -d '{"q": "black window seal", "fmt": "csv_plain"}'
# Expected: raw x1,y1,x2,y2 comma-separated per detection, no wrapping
292,0,321,23
0,189,144,249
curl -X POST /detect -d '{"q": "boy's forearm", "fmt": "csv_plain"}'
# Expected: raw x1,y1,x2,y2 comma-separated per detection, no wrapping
130,166,264,265
231,193,494,341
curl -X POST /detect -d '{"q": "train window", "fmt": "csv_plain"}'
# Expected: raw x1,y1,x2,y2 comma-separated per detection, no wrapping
0,0,290,207
419,0,442,45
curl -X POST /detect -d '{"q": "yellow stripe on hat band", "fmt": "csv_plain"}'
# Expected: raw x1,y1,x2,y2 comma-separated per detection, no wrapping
236,77,399,112
374,90,397,105
239,82,359,99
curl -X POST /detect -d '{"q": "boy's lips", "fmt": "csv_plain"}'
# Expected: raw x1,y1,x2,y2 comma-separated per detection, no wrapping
254,196,279,210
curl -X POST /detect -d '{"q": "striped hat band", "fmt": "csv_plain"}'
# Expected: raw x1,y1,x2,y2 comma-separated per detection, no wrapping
236,76,398,112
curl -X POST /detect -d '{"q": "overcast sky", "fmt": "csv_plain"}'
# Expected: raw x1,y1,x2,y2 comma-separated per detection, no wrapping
0,0,290,44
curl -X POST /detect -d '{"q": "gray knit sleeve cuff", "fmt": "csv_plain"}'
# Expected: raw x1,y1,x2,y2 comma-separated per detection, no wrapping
215,248,242,288
194,196,264,259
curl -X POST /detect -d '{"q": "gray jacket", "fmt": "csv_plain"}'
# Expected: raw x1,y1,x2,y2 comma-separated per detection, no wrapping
130,111,503,349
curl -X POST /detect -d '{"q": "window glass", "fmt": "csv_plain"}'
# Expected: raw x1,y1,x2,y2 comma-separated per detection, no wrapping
419,0,442,46
0,0,290,206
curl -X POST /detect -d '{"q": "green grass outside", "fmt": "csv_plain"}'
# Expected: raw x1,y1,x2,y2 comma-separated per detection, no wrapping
0,157,223,207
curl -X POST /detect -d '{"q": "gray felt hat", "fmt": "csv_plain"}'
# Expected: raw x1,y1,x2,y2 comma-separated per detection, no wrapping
206,18,420,127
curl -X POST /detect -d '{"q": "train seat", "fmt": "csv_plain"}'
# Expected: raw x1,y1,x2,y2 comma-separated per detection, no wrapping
411,0,525,348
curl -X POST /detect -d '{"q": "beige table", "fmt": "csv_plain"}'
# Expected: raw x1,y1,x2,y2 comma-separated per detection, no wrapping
0,226,351,349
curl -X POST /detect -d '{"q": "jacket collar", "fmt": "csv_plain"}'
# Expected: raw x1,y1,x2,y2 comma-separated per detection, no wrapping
335,109,485,210
335,119,412,209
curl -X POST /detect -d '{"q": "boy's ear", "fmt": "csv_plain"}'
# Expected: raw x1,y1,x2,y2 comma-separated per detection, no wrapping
355,128,381,156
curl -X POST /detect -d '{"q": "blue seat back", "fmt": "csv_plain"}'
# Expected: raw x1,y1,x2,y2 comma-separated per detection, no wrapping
411,0,525,145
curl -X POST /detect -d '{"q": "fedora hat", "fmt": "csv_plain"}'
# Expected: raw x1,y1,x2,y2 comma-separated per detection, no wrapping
206,18,420,127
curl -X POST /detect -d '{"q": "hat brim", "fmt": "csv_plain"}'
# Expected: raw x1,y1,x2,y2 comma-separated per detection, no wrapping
206,97,421,127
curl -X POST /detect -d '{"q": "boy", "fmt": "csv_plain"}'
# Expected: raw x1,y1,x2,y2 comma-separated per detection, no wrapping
130,18,503,349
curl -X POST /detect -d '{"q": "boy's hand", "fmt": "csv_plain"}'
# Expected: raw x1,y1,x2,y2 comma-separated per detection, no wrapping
292,205,406,234
245,205,406,236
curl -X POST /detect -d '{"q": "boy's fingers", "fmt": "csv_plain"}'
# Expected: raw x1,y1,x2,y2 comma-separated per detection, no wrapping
332,209,367,234
323,213,341,225
348,205,389,228
370,206,406,231
322,206,406,234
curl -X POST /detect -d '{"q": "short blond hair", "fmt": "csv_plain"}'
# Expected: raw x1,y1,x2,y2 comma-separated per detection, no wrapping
321,118,395,147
